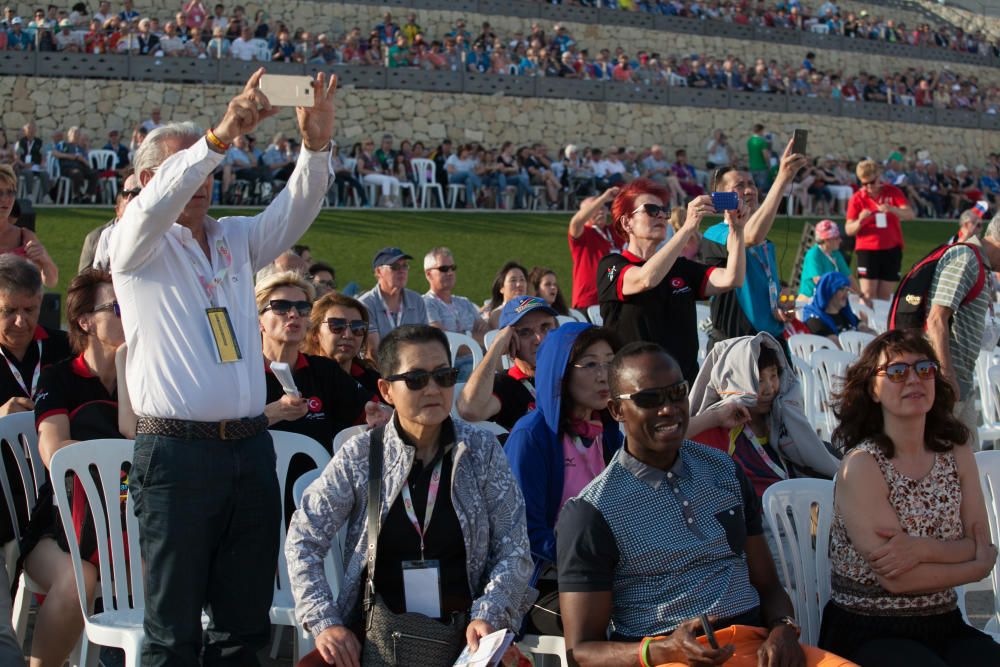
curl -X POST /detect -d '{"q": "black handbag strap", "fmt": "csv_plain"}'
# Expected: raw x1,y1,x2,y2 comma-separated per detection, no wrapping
364,425,386,628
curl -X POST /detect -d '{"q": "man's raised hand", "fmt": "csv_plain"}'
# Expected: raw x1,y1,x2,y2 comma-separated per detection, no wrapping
297,72,338,152
213,68,279,145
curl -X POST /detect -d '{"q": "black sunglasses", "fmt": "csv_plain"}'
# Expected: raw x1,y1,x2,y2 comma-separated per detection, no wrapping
386,367,460,391
93,301,121,317
432,264,458,273
325,317,368,335
616,380,689,409
119,187,141,200
875,359,938,383
633,203,669,218
261,299,312,316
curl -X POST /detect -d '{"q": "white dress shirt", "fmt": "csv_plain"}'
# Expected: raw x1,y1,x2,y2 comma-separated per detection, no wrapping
111,137,330,421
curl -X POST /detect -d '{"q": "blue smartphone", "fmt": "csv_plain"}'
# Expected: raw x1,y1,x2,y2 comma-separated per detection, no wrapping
711,191,739,211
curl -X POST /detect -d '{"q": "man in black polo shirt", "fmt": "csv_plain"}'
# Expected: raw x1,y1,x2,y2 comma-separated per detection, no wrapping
457,295,558,431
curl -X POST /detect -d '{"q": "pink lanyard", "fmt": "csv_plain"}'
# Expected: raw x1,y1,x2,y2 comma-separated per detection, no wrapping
2,340,40,397
400,455,444,559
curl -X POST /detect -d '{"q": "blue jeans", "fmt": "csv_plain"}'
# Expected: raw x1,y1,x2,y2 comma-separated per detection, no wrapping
131,431,279,666
751,170,771,194
450,171,482,205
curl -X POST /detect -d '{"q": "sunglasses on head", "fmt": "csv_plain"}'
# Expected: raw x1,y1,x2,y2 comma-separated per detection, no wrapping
632,203,669,218
433,264,458,273
93,301,121,317
261,299,312,316
386,367,460,391
875,359,938,383
325,317,368,335
616,380,689,409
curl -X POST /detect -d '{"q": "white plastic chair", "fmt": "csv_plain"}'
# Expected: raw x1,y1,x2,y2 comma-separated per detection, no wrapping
791,356,820,436
50,439,143,666
332,424,368,457
811,349,855,441
88,149,118,203
410,158,444,208
270,431,331,663
972,450,1000,637
585,305,603,325
483,329,512,370
556,315,576,327
787,333,838,361
870,299,892,332
980,365,1000,446
568,309,588,323
447,182,471,209
471,421,508,438
46,152,72,205
837,331,875,357
761,478,835,646
446,331,484,372
451,382,465,419
519,634,568,667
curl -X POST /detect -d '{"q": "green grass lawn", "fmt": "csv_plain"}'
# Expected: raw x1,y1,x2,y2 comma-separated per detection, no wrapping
34,207,961,314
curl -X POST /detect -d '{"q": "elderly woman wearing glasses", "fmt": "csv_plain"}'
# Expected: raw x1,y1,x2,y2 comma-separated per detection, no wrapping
20,269,125,666
304,291,382,396
287,325,533,666
0,164,57,286
819,329,1000,665
845,160,914,302
257,272,387,453
597,178,748,385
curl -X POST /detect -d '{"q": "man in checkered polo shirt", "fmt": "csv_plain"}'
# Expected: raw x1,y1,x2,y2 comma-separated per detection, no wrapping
555,342,853,667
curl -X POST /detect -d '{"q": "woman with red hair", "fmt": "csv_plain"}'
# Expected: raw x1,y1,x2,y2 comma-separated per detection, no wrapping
597,178,749,383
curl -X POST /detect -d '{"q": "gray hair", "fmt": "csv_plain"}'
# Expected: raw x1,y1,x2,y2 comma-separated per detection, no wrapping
0,255,42,296
133,121,203,176
423,246,453,271
986,214,1000,241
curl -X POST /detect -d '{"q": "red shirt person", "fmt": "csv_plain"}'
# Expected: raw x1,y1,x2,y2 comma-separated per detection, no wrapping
568,187,622,309
845,159,914,301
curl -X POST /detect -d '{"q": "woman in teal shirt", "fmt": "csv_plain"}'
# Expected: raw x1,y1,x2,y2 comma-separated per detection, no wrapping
797,219,859,301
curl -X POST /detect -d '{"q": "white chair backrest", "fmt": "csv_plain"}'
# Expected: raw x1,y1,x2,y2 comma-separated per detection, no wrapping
695,302,711,324
974,450,1000,618
870,299,891,332
556,315,576,327
292,469,322,511
289,463,344,604
87,149,117,171
45,151,60,179
445,331,484,371
811,349,856,439
787,333,838,360
791,356,820,435
332,424,368,456
837,331,875,357
0,412,45,545
762,478,835,646
568,309,588,323
983,366,1000,436
49,439,142,616
410,158,437,186
586,305,603,325
471,421,508,438
483,329,512,369
451,382,464,419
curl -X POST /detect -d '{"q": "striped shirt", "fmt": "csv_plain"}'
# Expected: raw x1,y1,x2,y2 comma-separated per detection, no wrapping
929,238,992,401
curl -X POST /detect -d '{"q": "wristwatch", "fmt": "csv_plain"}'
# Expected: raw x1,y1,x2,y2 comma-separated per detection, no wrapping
769,615,801,637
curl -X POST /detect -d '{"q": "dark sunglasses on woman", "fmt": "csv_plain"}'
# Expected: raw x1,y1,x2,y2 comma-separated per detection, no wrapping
325,318,368,335
616,380,689,409
261,299,312,316
93,301,121,317
386,367,460,391
875,360,938,383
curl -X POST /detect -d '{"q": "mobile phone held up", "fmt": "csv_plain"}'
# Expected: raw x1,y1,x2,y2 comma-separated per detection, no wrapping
711,191,739,211
258,74,315,108
791,129,808,156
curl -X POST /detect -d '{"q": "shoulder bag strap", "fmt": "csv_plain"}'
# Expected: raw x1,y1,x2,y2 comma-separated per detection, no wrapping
364,424,386,628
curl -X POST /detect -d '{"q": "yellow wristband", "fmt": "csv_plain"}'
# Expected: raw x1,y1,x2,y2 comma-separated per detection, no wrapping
639,637,653,667
205,128,229,152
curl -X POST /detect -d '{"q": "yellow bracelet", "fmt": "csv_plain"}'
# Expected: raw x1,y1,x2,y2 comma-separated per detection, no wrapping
639,637,654,667
205,128,229,152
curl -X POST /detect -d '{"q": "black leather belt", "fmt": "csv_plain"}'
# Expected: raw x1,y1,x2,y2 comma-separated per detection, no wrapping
135,414,269,441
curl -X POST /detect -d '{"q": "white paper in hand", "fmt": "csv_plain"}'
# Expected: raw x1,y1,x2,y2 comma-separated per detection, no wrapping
452,629,514,667
269,362,301,398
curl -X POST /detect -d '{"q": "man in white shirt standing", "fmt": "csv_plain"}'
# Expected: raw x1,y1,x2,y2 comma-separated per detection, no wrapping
110,67,337,666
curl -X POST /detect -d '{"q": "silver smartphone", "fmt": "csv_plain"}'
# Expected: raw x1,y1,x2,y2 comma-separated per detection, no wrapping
258,74,315,107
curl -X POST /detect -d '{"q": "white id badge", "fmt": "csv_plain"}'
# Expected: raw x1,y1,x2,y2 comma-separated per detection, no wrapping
402,560,442,618
875,212,888,228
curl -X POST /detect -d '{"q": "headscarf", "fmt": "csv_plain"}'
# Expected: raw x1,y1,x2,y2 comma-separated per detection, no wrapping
803,272,858,335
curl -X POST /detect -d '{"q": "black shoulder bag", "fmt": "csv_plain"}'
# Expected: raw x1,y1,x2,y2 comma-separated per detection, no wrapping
361,426,468,667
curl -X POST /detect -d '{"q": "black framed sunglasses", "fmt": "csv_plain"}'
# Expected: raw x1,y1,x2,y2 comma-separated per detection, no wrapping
616,380,689,409
631,203,669,218
119,187,141,200
432,264,458,273
93,301,121,317
386,367,460,391
261,299,312,316
875,359,938,383
325,317,368,335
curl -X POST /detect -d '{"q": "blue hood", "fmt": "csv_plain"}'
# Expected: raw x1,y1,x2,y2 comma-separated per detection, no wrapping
803,272,858,333
534,321,593,435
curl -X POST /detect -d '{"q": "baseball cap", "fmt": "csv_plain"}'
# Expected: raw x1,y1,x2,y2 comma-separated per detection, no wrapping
499,296,558,329
10,17,21,24
58,18,71,27
815,219,840,240
372,247,412,270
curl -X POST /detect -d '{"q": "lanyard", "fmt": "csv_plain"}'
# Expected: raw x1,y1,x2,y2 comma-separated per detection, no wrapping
400,455,445,559
2,340,40,397
729,425,787,480
182,234,232,307
592,224,615,249
384,306,402,329
749,244,779,311
521,378,537,400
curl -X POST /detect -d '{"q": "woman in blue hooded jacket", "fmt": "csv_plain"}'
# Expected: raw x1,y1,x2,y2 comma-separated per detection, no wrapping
803,271,871,342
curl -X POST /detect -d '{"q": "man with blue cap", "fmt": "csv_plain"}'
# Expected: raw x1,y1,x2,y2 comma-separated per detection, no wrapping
358,246,428,356
458,295,559,431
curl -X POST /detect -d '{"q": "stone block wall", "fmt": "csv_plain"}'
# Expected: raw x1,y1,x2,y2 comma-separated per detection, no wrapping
3,74,998,165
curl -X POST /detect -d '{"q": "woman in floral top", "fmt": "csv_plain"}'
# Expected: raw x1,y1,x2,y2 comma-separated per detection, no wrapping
820,329,1000,666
